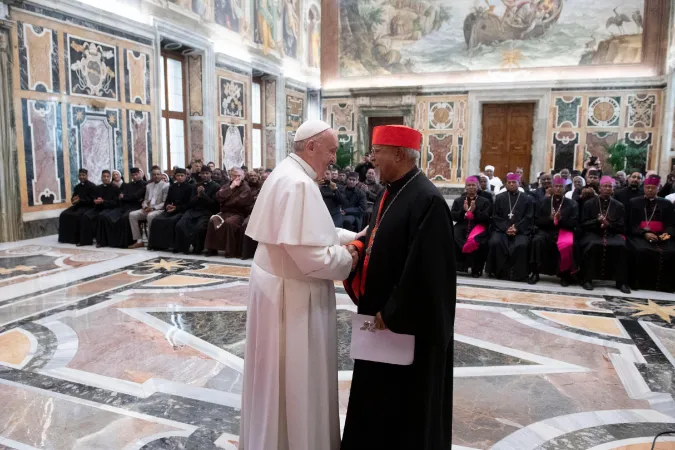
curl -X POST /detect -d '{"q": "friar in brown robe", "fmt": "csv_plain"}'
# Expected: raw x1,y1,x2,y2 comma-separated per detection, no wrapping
204,168,255,257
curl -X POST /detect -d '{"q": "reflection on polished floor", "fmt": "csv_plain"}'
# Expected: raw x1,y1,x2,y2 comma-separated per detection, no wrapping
2,236,675,449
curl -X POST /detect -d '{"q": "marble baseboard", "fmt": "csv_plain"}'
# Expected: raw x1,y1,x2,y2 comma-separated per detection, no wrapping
22,218,59,239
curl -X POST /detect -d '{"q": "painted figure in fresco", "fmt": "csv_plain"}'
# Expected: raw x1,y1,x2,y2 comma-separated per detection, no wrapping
256,0,277,55
283,0,299,58
307,6,320,68
215,0,242,33
223,125,245,171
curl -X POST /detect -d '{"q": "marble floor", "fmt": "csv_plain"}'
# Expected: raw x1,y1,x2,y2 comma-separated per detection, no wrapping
2,236,675,449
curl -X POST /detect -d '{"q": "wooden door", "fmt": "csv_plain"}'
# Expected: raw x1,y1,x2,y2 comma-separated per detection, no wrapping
481,103,534,182
368,116,404,149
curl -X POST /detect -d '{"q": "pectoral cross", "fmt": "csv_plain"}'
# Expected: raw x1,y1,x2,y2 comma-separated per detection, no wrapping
508,213,514,219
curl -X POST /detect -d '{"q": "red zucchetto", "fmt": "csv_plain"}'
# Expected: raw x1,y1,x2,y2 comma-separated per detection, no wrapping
372,125,422,151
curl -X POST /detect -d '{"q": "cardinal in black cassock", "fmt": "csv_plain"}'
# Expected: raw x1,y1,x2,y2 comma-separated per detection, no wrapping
451,176,492,277
59,168,96,244
342,125,455,450
627,175,675,292
174,167,220,254
485,173,534,281
78,170,120,246
147,168,192,251
578,176,631,293
528,177,579,286
96,167,146,248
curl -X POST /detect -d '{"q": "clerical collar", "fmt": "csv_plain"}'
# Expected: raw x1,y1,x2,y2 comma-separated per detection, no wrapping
288,153,317,180
508,190,519,196
387,167,419,195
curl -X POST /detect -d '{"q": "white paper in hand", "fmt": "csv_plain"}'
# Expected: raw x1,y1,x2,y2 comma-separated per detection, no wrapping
350,314,415,366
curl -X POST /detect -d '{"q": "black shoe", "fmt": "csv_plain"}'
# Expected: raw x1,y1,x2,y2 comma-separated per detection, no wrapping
171,249,179,253
204,250,217,257
471,271,482,278
560,277,570,287
582,281,594,291
527,273,539,285
617,284,631,294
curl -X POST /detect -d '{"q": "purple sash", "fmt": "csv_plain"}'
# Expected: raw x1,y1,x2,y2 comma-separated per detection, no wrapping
557,229,574,273
463,224,486,254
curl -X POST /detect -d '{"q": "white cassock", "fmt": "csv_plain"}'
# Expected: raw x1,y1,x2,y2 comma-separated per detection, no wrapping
240,153,355,450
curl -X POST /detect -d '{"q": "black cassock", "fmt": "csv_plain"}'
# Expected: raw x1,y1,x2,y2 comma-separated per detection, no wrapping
451,194,492,275
342,186,367,232
174,180,220,253
627,197,675,292
578,196,628,283
96,180,146,247
530,196,579,276
58,181,96,244
485,191,534,281
342,168,455,450
615,186,644,222
79,183,120,246
148,182,192,250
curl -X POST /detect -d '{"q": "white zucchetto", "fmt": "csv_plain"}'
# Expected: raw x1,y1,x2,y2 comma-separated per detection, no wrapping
294,119,332,142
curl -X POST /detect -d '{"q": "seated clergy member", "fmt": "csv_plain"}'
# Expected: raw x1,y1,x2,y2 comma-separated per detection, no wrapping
485,173,534,281
528,176,579,286
319,168,347,227
572,168,600,210
627,175,675,292
342,172,367,232
174,166,220,254
59,168,96,244
484,164,503,191
147,168,192,251
578,176,631,293
363,168,384,206
204,167,255,257
78,170,120,246
529,173,552,203
97,167,146,248
246,170,262,199
451,176,492,278
128,166,169,249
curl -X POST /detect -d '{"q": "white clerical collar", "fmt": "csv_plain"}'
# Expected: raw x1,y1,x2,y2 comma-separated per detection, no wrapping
289,153,317,180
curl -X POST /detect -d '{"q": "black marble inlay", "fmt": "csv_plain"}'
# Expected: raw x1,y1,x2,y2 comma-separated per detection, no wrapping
605,296,675,328
453,341,534,367
620,319,670,365
0,255,59,279
21,218,59,240
19,322,57,371
637,363,675,395
536,422,675,450
141,428,226,450
520,309,633,344
150,311,247,358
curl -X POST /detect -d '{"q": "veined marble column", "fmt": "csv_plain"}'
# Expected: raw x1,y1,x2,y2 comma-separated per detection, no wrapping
0,29,22,242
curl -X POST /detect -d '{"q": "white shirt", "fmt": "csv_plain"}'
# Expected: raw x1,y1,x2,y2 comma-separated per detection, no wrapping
143,180,168,210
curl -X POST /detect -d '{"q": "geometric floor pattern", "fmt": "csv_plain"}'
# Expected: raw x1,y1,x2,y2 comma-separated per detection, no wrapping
2,236,675,449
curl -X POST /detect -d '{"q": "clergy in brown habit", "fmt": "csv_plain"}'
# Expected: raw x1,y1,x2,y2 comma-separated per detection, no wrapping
627,175,675,292
578,176,631,293
204,167,255,257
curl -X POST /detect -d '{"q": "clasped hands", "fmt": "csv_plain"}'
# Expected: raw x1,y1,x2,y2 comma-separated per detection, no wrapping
463,198,475,212
343,227,369,271
94,197,104,205
597,214,610,229
506,224,517,236
645,232,671,243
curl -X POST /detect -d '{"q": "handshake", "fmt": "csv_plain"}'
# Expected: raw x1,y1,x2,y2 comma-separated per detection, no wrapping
343,226,369,271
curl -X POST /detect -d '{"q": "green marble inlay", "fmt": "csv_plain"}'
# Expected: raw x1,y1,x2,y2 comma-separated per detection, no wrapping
555,97,581,127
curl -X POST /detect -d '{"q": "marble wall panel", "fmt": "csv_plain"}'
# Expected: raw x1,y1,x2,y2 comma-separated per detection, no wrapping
124,49,150,105
222,123,245,170
627,93,656,128
264,129,276,168
587,96,621,127
331,103,353,132
552,131,579,172
22,99,64,206
286,94,304,129
286,131,296,156
428,102,454,130
66,34,118,100
264,79,276,127
219,76,244,118
127,110,152,173
68,105,122,185
18,22,59,93
188,55,203,116
554,96,582,128
190,121,204,163
427,134,453,181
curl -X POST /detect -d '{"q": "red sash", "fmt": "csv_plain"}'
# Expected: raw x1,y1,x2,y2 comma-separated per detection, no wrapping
462,224,486,254
640,221,664,233
557,229,574,273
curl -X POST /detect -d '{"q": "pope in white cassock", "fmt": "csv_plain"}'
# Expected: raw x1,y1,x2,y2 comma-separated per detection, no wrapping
240,120,361,450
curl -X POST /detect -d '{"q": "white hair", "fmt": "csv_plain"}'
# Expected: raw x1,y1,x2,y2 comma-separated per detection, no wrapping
403,148,421,164
294,139,306,153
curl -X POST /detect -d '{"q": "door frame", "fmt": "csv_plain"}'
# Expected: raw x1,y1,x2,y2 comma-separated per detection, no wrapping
468,89,550,181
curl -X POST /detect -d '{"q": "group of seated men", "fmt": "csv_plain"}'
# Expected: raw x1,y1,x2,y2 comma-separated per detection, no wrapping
452,168,675,294
58,161,271,259
320,157,384,232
